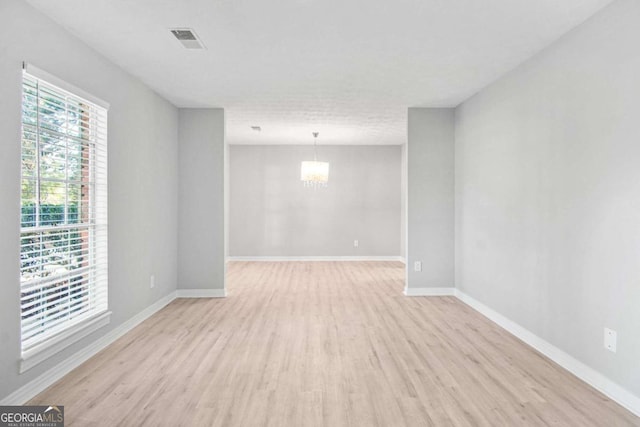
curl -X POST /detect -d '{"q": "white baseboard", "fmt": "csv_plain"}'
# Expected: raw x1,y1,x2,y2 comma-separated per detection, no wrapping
404,287,456,296
176,288,226,298
0,291,177,405
455,289,640,418
227,256,404,262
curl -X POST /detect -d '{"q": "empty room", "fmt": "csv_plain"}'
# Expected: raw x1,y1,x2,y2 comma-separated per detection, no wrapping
0,0,639,425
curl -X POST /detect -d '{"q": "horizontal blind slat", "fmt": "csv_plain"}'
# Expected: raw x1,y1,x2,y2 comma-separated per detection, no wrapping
21,288,109,330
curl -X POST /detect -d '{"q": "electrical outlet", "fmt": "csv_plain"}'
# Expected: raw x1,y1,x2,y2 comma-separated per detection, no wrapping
414,261,422,272
604,328,617,353
353,240,359,248
150,275,155,289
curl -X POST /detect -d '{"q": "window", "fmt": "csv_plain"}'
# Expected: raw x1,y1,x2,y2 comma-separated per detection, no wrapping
20,65,109,367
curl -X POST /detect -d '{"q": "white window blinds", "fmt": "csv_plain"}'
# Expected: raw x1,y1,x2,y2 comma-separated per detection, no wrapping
20,68,108,354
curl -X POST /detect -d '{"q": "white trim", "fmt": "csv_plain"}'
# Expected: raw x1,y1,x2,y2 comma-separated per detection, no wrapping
398,257,407,264
227,256,404,262
403,287,456,296
176,289,226,298
20,311,112,373
454,289,640,418
1,292,176,405
23,63,110,110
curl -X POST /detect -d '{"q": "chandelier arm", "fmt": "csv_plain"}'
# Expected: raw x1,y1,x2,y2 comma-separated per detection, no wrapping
313,133,318,161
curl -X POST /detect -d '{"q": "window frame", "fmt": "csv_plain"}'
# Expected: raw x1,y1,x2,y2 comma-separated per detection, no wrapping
19,64,110,373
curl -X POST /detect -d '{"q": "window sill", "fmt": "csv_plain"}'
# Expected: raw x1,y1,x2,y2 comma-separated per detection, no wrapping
20,311,112,373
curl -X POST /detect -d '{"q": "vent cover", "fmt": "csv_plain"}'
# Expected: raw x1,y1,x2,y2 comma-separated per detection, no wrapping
170,28,205,49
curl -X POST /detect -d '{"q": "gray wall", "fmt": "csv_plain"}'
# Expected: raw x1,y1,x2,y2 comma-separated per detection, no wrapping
178,109,226,290
229,145,401,257
407,109,455,290
455,0,640,397
0,0,179,400
400,143,408,260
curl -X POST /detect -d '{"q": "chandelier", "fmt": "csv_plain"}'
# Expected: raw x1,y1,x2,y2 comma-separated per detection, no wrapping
301,132,329,188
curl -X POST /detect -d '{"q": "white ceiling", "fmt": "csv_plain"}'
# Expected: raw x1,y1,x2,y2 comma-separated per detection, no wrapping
27,0,612,145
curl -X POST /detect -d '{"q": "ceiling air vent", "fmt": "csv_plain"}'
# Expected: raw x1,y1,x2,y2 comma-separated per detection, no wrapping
170,28,205,49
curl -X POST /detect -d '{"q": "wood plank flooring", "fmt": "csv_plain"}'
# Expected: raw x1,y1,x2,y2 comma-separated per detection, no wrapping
30,261,639,426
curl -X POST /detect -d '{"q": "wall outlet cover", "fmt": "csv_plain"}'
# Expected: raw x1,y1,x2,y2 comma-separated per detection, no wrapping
604,328,617,353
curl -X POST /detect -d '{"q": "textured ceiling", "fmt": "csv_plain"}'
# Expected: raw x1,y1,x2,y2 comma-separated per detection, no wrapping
27,0,612,145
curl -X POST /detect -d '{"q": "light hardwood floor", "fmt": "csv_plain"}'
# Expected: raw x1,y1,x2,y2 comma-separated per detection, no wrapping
30,261,639,426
